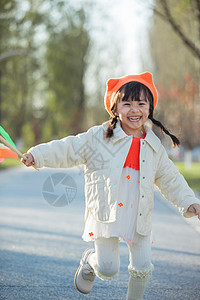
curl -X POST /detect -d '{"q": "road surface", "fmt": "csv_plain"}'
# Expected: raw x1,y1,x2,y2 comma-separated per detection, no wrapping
0,166,200,300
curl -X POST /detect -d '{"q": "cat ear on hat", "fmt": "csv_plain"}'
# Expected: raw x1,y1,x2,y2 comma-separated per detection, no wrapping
107,78,120,91
105,78,120,116
140,72,158,108
140,72,153,84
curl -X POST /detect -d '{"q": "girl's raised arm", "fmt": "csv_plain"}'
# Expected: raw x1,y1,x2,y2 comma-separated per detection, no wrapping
155,145,200,218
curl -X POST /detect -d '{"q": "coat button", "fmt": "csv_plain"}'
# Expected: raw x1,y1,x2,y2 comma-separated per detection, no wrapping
140,213,142,216
143,176,145,179
142,160,145,163
142,195,144,198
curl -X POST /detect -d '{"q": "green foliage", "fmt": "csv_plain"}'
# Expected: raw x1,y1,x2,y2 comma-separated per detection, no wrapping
175,162,200,193
0,158,21,170
0,0,46,146
45,7,90,137
21,122,35,148
0,1,17,47
0,1,90,148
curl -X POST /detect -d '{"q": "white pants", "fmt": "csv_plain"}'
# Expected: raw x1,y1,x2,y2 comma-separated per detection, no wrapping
87,235,153,281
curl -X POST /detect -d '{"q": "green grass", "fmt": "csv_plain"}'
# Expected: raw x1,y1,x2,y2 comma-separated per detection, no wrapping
0,158,22,170
175,162,200,193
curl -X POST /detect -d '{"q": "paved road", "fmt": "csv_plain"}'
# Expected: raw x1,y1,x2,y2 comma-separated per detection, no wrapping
0,166,200,300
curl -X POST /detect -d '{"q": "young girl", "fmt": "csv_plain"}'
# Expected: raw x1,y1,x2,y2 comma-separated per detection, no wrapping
22,72,200,300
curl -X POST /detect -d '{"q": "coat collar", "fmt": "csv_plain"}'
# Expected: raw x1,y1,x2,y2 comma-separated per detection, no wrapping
102,121,161,152
102,120,128,144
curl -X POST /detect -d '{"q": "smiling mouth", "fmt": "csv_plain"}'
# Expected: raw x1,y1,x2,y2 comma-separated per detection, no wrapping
128,117,142,122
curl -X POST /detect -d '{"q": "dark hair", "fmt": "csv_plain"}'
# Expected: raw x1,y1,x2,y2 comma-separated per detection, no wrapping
105,81,180,147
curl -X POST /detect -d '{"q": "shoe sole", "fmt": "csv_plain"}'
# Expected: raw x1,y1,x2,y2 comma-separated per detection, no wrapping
74,248,93,294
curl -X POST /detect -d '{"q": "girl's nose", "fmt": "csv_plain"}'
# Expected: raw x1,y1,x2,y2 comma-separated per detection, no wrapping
130,104,139,112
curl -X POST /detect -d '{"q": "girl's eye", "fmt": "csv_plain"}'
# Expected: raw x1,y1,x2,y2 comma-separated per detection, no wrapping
124,103,130,106
139,102,146,106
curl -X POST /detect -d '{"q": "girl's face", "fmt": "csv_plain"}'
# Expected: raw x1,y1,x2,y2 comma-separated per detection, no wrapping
116,90,150,137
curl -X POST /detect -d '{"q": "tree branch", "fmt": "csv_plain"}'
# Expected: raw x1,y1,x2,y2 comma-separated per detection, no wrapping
0,50,26,62
155,0,200,60
194,0,200,40
152,7,167,20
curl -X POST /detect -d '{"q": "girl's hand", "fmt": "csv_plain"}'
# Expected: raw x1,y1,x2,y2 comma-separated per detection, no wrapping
187,203,200,220
21,152,35,167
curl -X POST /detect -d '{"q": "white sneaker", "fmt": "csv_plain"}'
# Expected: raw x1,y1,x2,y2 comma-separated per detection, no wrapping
74,248,96,294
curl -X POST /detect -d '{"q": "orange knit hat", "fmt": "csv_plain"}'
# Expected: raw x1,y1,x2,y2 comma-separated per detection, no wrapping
104,72,158,116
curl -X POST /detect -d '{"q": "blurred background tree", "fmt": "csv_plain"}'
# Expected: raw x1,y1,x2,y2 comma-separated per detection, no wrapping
43,6,90,140
0,0,91,146
0,0,122,147
0,0,47,146
0,0,199,166
148,0,200,165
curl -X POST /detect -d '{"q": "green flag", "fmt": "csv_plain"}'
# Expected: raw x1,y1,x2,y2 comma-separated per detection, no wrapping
0,126,16,148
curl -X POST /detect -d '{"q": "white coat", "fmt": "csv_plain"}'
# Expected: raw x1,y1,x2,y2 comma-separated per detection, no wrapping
29,121,200,236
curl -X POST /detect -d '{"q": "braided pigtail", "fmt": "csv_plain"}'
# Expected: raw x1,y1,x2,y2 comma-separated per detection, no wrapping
148,115,180,147
105,116,118,138
147,89,180,147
